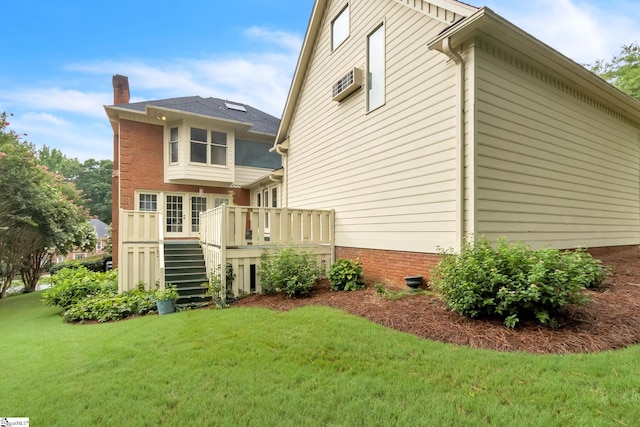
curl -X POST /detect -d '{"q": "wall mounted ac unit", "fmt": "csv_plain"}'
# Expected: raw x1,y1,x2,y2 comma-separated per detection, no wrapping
332,67,363,102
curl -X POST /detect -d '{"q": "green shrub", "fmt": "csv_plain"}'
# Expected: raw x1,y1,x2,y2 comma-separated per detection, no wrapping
328,259,365,291
63,289,158,323
41,267,117,309
49,254,112,274
431,237,611,328
259,246,320,297
203,264,236,308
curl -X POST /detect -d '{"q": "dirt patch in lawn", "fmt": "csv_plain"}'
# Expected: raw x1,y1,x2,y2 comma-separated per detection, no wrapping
231,246,640,354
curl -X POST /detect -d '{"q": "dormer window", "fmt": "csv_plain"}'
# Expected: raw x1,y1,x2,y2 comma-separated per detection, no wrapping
190,127,228,166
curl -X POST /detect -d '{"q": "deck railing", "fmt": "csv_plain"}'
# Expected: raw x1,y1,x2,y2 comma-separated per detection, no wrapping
200,205,335,297
117,206,335,297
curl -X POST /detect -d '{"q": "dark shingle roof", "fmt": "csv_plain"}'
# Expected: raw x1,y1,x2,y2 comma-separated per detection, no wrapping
114,96,280,135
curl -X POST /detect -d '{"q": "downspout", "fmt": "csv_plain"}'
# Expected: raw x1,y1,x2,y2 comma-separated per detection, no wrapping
274,144,289,206
442,37,466,252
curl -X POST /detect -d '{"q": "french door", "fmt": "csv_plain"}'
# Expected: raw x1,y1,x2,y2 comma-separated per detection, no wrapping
190,196,207,233
164,193,227,238
165,194,184,236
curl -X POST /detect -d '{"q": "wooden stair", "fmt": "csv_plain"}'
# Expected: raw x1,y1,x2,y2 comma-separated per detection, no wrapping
164,240,209,306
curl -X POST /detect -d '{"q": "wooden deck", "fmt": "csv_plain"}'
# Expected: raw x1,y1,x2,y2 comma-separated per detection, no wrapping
118,206,335,297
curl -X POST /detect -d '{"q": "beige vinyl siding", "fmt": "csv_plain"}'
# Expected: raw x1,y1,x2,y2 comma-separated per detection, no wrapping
474,40,640,248
286,0,459,252
168,163,234,183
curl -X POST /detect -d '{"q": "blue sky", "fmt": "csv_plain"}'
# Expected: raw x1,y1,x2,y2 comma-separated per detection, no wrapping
1,0,639,161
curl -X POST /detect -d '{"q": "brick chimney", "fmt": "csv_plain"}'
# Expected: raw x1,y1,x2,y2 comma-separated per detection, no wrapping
112,74,130,105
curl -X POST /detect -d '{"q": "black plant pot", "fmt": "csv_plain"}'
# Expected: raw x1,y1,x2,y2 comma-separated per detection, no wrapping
404,275,423,290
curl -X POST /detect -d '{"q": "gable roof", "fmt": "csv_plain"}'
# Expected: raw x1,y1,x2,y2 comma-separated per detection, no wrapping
274,0,478,146
106,96,280,136
89,218,109,238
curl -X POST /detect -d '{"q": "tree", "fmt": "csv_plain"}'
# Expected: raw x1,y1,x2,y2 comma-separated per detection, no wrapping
77,158,113,224
38,145,82,181
589,42,640,100
0,113,96,297
37,148,113,224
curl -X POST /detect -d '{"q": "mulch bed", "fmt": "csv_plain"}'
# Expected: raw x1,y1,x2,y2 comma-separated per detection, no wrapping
231,246,640,354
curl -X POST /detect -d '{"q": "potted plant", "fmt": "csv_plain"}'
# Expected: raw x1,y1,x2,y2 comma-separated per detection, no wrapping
155,284,179,315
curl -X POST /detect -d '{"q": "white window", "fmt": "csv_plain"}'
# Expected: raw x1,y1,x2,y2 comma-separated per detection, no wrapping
170,127,179,163
96,241,103,250
190,128,208,164
210,131,227,165
139,194,158,211
332,5,349,51
190,127,227,166
367,23,385,111
74,254,86,260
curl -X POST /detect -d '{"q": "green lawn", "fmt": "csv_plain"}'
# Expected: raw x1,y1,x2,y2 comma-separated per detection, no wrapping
1,292,639,426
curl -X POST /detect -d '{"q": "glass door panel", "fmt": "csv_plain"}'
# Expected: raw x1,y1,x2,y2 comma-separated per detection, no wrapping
191,196,207,233
166,195,183,234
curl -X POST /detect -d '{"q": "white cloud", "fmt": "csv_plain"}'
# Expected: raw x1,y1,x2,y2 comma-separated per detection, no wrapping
67,27,302,116
21,112,70,127
0,26,303,160
8,112,111,161
244,26,304,52
486,0,640,64
0,88,110,119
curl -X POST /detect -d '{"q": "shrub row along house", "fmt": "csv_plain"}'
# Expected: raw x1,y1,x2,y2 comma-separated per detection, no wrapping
106,0,640,299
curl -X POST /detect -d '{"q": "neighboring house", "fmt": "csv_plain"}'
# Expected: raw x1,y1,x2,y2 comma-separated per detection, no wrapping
54,218,109,263
104,76,282,273
272,0,640,284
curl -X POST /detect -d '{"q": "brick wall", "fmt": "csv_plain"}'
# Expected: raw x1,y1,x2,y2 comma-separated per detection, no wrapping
334,244,637,289
336,246,440,288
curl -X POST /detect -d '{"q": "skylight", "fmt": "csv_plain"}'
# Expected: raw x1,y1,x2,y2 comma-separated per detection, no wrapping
225,101,247,112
